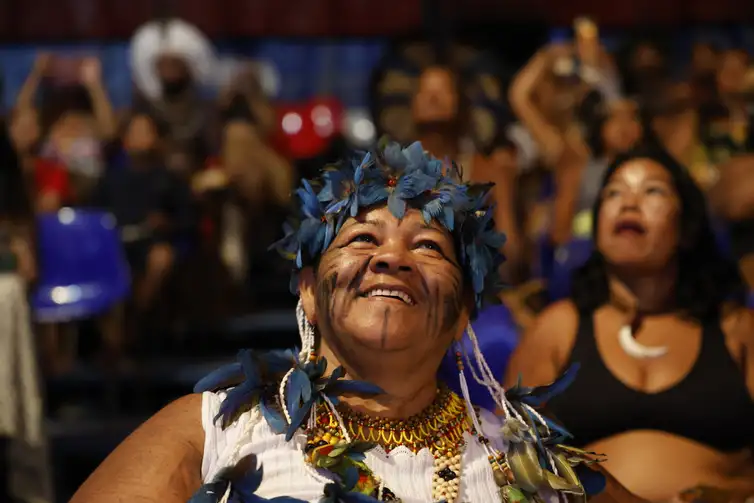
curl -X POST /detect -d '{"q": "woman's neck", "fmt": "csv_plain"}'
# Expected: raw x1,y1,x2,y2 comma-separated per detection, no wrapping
318,342,440,419
607,264,677,316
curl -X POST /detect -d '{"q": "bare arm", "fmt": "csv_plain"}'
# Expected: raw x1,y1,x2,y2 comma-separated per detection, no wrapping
549,137,589,246
80,58,118,141
508,49,566,166
504,300,578,388
15,54,49,113
70,394,205,503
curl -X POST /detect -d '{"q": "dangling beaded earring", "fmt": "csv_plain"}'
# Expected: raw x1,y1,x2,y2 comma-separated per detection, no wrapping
296,299,316,360
281,299,319,426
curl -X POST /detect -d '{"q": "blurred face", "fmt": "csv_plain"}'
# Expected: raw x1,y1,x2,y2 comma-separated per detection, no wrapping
596,159,681,271
124,115,158,153
411,67,460,124
602,100,642,154
300,205,468,361
10,108,40,153
717,50,749,96
49,111,96,155
156,54,192,95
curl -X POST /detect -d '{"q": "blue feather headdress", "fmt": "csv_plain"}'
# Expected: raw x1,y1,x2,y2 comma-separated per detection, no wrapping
271,140,506,311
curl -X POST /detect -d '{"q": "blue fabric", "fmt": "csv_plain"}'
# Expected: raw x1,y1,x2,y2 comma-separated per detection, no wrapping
548,238,594,301
438,303,520,411
31,209,131,322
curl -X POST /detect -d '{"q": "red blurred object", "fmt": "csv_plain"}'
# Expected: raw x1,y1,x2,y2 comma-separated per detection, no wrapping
274,97,344,160
4,0,751,41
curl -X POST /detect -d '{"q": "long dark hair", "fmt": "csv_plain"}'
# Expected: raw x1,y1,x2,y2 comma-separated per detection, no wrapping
570,143,747,320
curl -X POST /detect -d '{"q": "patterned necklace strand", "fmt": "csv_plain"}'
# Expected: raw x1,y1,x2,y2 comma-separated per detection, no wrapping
304,387,472,502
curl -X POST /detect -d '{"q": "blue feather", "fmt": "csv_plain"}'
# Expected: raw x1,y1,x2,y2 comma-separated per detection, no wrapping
260,398,287,434
286,368,313,419
285,397,315,441
520,363,580,407
387,192,406,219
194,362,243,393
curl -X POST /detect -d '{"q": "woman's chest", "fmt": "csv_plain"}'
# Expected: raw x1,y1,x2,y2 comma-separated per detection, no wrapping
231,431,502,503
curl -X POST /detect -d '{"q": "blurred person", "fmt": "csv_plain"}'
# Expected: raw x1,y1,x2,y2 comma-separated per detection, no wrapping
0,124,53,503
28,54,117,203
509,42,639,247
9,106,72,213
507,145,754,502
412,65,521,267
702,49,754,286
699,48,752,166
193,96,293,308
93,112,193,314
689,42,719,109
130,18,216,174
616,38,669,101
550,95,643,244
372,42,522,279
11,53,117,210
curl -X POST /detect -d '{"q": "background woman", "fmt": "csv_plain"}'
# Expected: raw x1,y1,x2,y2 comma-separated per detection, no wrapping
507,145,754,502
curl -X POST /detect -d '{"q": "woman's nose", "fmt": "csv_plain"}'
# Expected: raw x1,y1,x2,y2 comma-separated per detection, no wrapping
370,243,413,274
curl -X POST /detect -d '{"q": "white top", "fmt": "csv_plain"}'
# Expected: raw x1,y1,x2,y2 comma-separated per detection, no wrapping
201,391,507,502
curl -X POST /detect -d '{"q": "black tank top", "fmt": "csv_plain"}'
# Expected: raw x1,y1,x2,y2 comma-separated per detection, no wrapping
547,312,754,452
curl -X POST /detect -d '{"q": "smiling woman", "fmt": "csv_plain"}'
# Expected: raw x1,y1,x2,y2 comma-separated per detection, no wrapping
70,141,640,503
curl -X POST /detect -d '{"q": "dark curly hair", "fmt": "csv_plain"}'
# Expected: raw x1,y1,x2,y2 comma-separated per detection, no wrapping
570,142,747,320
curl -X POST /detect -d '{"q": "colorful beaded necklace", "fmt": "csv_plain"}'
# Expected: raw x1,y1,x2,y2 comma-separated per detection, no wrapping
303,386,476,502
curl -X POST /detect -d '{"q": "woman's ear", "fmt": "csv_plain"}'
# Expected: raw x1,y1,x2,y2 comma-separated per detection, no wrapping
298,267,318,325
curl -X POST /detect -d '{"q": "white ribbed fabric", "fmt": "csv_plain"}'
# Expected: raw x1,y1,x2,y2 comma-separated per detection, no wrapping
201,391,506,502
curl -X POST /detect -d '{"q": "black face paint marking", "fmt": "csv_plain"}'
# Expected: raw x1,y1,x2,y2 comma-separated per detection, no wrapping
316,270,338,333
428,284,441,339
347,256,372,294
380,307,390,349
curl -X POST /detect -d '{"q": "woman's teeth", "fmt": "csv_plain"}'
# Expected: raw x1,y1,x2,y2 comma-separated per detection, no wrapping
366,289,414,305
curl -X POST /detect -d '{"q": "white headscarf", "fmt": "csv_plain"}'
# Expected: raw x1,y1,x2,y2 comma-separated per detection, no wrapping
129,18,216,100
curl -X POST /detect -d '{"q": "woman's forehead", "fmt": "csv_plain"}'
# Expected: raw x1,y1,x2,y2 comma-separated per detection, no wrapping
609,158,673,183
342,206,449,234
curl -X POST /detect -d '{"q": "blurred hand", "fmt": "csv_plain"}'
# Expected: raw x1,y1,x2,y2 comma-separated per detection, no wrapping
33,53,52,76
192,168,229,194
79,57,102,86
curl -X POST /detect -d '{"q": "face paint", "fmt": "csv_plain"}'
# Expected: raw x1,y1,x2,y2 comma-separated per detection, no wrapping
310,206,466,365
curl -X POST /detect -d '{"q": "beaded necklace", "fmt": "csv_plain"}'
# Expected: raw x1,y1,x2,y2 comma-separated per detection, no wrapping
303,387,474,502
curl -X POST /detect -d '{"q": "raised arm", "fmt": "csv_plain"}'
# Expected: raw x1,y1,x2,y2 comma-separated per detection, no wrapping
70,394,205,503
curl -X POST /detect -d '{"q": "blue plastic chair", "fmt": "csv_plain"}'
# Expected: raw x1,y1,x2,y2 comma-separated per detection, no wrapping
32,208,131,323
438,303,520,410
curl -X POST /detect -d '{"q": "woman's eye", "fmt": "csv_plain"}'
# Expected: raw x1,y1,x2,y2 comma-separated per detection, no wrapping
603,188,621,198
350,234,377,245
416,240,442,252
646,186,665,195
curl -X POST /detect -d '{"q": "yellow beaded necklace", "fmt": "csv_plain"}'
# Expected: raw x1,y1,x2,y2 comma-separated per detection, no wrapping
305,387,473,502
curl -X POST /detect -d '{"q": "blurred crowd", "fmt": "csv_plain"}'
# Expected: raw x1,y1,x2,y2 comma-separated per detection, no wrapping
0,18,753,372
1,15,754,501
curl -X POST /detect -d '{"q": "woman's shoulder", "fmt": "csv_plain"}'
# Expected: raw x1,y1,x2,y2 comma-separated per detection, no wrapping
70,394,205,502
529,299,580,338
